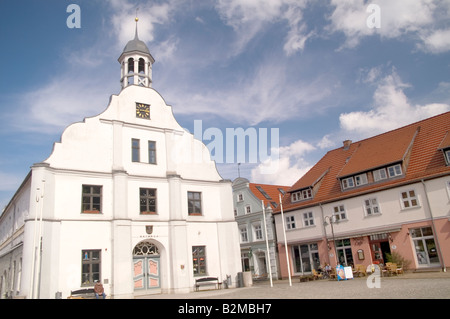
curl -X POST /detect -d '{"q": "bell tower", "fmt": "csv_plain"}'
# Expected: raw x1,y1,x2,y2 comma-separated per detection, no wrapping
118,18,155,89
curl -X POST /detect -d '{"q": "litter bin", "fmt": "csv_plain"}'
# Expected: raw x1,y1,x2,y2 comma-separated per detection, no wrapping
223,275,231,289
237,272,244,288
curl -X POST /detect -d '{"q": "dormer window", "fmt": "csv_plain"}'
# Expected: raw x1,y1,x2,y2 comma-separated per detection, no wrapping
355,173,368,186
373,168,387,181
291,188,312,202
444,149,450,165
388,164,402,177
342,177,354,189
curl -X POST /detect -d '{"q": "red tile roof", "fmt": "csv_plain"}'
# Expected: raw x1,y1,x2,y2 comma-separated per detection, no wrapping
277,111,450,214
249,183,290,209
438,131,450,150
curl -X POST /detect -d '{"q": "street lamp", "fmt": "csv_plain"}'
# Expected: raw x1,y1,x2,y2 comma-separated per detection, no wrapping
323,215,339,266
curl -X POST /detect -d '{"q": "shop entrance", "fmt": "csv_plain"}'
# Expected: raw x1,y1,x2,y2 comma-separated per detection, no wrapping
369,233,391,264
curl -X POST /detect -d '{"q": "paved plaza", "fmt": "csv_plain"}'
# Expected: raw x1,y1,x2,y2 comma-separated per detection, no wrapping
136,271,450,299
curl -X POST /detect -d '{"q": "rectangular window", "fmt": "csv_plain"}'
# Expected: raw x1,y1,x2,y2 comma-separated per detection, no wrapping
342,177,355,189
192,246,207,276
237,193,244,201
82,185,102,213
445,150,450,165
388,164,402,177
81,250,101,286
333,205,346,221
401,190,419,209
302,189,312,199
245,205,251,214
188,191,202,215
240,226,248,243
355,173,368,186
364,198,380,216
335,239,353,266
373,168,387,182
286,215,296,230
148,141,156,164
132,138,140,162
140,188,157,214
253,223,263,241
303,212,314,226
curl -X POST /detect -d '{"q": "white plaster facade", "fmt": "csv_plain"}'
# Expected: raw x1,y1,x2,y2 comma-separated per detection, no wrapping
0,29,241,299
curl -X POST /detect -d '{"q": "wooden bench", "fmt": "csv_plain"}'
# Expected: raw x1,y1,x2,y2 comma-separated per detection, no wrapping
195,277,222,291
67,288,96,299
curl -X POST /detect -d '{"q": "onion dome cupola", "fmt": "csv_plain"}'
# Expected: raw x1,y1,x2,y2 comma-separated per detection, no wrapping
118,18,155,89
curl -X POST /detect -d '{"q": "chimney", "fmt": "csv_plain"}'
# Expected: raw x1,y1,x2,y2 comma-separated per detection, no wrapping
343,140,352,150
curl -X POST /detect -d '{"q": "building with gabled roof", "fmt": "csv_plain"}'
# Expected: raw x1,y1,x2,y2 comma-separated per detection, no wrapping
232,178,289,280
0,20,241,299
274,112,450,278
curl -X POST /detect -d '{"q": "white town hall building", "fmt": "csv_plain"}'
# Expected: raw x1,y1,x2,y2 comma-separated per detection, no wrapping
0,20,241,299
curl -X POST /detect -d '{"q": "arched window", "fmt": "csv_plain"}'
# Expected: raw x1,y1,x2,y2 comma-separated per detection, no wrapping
138,58,145,74
133,241,159,256
128,58,134,73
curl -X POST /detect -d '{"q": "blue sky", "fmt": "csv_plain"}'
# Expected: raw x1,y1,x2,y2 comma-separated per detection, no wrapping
1,0,450,210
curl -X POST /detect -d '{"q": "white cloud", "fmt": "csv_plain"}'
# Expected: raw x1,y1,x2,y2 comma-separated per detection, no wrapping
418,28,450,54
251,138,315,186
328,0,450,53
108,0,173,49
216,0,310,56
339,69,450,137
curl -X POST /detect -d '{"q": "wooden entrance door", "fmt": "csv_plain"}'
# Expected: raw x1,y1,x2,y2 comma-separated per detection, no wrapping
133,256,160,290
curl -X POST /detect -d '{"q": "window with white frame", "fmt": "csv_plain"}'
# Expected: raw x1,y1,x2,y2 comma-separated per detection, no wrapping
401,190,419,209
291,188,312,202
373,168,387,182
286,215,296,230
245,205,251,214
333,205,346,221
445,150,450,165
388,164,402,177
342,177,355,189
303,212,314,226
253,223,263,241
302,189,312,199
237,193,244,202
364,198,380,216
355,173,368,186
239,226,248,243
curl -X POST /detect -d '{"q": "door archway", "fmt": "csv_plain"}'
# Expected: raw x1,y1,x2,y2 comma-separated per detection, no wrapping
133,240,161,293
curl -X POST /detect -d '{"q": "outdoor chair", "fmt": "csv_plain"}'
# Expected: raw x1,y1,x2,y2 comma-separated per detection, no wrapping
396,263,404,274
354,264,366,277
387,263,398,275
312,269,323,280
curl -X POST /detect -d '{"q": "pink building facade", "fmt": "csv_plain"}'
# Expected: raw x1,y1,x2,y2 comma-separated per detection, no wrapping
274,112,450,277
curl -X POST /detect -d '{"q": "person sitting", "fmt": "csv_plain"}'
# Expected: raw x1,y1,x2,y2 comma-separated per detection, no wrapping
94,280,106,299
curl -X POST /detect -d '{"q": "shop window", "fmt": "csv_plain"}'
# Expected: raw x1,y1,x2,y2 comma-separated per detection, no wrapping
336,239,353,266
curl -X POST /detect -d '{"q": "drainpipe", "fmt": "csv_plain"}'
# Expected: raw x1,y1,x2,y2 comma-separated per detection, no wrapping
421,179,446,272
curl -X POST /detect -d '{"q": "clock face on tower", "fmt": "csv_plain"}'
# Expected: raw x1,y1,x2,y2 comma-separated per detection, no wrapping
136,103,150,119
